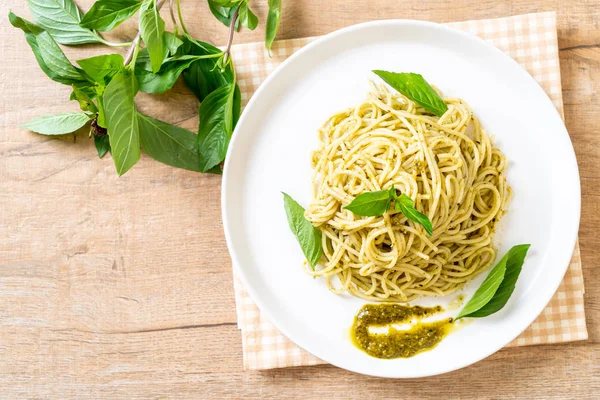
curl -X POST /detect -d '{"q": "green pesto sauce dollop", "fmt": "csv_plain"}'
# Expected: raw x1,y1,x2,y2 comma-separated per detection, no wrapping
351,303,453,359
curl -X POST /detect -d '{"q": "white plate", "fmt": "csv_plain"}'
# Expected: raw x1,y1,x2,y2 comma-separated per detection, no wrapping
222,20,580,378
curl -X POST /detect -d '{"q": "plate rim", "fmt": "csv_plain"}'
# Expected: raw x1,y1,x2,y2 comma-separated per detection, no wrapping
222,18,581,378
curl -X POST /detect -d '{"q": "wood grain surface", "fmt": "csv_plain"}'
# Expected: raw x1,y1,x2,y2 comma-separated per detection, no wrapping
1,0,599,398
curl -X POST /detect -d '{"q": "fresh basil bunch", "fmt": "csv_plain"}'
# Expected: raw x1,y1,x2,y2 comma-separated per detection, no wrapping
10,0,282,176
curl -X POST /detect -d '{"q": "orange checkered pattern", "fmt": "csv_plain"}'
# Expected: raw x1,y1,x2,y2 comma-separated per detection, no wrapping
230,11,588,370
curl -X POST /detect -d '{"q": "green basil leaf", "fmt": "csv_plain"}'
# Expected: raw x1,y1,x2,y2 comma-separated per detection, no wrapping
135,50,219,94
80,0,142,32
183,58,231,101
26,0,104,45
372,70,448,117
139,1,165,73
265,0,281,55
21,112,90,135
180,37,232,101
238,2,258,30
138,113,202,171
103,69,140,176
136,52,190,94
343,189,392,217
231,84,242,130
96,85,107,128
35,31,87,81
94,134,111,158
343,186,434,234
163,32,183,57
282,192,322,269
394,194,433,235
77,54,124,84
168,55,225,62
9,12,86,85
457,244,531,320
8,11,44,34
71,84,99,113
211,0,242,7
71,80,99,99
197,83,238,171
207,0,239,28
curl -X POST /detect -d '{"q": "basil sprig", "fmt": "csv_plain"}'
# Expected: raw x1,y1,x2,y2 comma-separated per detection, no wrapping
343,186,433,235
456,244,531,320
12,0,284,177
282,193,322,269
373,70,448,117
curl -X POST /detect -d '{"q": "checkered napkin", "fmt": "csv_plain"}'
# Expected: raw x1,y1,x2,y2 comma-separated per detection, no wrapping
229,11,588,370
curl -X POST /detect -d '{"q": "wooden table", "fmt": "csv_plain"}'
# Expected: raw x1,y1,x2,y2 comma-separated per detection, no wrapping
1,0,598,398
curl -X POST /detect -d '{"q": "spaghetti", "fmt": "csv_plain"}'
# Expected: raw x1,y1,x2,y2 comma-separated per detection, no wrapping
305,83,511,302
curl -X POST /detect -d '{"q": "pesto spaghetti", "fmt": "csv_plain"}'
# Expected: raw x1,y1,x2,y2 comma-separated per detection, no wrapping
304,82,511,302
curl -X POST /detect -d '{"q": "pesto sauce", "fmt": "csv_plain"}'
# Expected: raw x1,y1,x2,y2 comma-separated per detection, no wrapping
351,303,453,359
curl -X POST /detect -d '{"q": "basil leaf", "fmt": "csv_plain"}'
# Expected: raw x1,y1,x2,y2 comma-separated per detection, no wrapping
183,58,231,101
72,80,99,99
372,70,448,117
71,84,99,113
207,0,239,28
265,0,281,55
139,0,165,73
138,113,202,171
163,32,183,57
343,186,434,234
21,112,90,135
394,194,433,236
231,84,242,129
135,50,219,94
181,37,232,101
343,189,391,217
136,52,191,94
238,2,258,30
282,192,322,269
103,69,140,176
189,37,241,172
77,54,124,84
94,134,111,158
457,244,531,320
96,85,107,128
80,0,143,32
8,11,44,34
197,83,239,172
211,0,242,7
9,12,86,85
26,0,104,45
35,31,87,81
